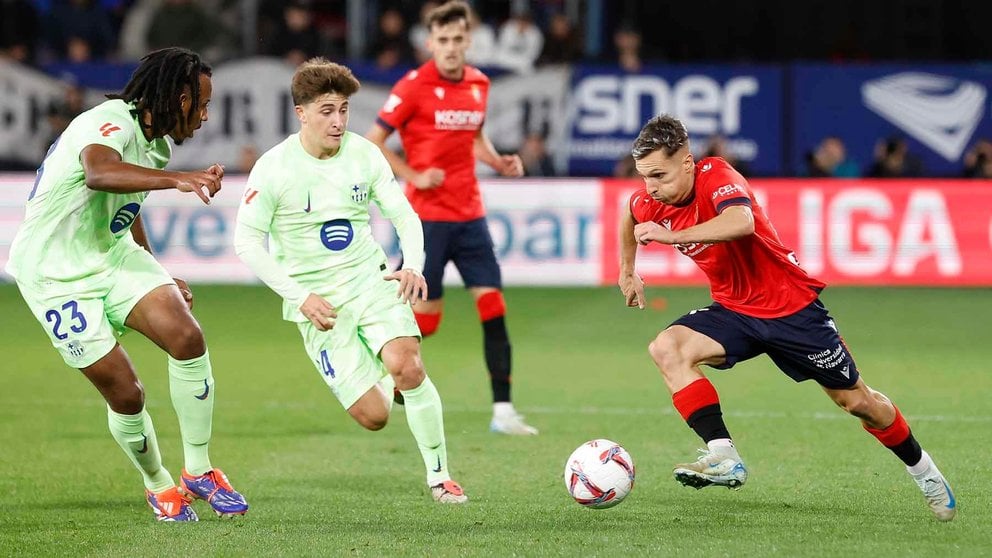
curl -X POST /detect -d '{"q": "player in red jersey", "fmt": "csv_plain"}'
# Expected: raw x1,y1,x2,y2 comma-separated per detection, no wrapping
366,1,536,435
619,115,956,521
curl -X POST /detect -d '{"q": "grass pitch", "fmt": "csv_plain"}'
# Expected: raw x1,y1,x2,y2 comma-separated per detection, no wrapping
0,285,989,556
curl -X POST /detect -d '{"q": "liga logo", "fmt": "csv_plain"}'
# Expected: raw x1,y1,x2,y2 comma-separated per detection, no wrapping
110,202,141,234
320,219,354,251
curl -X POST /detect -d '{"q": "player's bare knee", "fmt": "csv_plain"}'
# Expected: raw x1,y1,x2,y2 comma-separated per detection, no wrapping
361,413,389,431
648,333,683,373
166,322,206,360
391,359,426,391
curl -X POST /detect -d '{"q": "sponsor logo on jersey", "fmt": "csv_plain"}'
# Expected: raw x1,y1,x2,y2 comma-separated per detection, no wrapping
320,219,354,251
434,110,484,130
99,122,121,137
383,94,403,113
712,184,745,199
110,202,141,234
304,192,311,213
243,188,259,204
350,183,368,203
862,72,986,161
701,162,713,172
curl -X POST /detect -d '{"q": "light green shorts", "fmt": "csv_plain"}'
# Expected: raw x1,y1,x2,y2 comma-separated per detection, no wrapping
16,248,175,369
297,271,421,409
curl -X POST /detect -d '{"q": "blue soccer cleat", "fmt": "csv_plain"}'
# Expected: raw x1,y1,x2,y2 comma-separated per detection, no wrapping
673,449,748,490
146,486,198,522
180,468,249,517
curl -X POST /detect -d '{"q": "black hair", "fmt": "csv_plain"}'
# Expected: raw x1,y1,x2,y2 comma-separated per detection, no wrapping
107,47,212,139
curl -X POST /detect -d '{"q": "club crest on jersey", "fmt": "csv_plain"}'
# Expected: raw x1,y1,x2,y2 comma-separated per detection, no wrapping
434,87,445,100
320,219,354,251
350,183,369,203
471,84,482,103
110,202,141,234
66,340,85,358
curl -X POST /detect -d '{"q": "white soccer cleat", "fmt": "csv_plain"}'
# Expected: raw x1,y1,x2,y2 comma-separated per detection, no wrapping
489,412,539,435
673,449,748,490
912,461,956,521
431,480,468,504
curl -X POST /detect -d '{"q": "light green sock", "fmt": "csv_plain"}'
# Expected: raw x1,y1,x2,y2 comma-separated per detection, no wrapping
400,376,449,485
168,351,214,476
107,407,173,492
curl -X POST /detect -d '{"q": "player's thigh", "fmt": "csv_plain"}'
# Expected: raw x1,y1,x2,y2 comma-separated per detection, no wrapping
297,312,386,410
450,218,502,289
669,303,763,369
421,220,455,301
764,299,860,390
107,249,199,354
15,281,118,369
359,278,422,358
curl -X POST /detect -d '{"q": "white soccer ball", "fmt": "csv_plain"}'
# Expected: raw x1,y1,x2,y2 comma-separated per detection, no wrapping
563,439,635,509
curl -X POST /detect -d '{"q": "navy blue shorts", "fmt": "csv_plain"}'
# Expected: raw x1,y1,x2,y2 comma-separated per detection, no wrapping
670,298,860,389
420,218,502,300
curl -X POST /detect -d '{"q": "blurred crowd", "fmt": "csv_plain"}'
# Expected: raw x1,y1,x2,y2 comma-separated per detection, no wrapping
3,0,992,179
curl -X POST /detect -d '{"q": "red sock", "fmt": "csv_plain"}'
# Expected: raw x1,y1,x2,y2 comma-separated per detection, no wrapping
414,312,441,337
863,406,911,447
672,378,721,420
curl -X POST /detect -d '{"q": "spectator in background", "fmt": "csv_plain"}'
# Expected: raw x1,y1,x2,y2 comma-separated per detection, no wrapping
46,0,116,62
868,136,923,178
702,135,750,177
46,82,87,147
464,8,496,67
0,0,40,64
614,154,637,178
409,1,439,63
962,139,992,178
805,136,859,177
267,0,321,66
367,7,414,70
613,22,642,73
519,133,555,177
494,6,543,74
147,0,229,62
537,12,581,66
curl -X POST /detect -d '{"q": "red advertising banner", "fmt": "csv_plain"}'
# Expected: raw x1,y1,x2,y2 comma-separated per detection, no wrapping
601,179,992,286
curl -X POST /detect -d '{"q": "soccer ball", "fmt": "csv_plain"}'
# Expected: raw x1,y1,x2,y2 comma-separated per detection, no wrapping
563,439,635,509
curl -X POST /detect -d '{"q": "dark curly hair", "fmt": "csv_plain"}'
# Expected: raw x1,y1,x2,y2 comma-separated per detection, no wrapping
107,47,212,140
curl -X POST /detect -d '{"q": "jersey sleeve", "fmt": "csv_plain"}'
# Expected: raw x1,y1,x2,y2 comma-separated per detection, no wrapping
369,147,424,271
77,109,136,157
701,161,752,214
236,160,280,232
375,73,418,131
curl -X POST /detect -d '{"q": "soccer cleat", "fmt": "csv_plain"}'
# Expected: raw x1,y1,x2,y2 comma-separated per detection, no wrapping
489,413,539,435
180,468,249,517
913,464,956,521
146,486,198,522
431,480,468,504
673,449,748,490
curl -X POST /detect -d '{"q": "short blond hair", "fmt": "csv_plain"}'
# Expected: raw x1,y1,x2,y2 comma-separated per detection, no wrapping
291,58,360,106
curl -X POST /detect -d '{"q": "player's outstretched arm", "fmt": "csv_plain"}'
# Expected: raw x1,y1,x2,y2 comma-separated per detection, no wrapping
81,145,222,204
636,206,754,246
619,206,645,309
473,129,523,177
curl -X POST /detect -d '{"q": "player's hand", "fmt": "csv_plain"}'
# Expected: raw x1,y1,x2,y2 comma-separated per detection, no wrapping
618,273,645,309
497,154,524,177
174,277,194,310
412,168,445,190
633,221,675,245
206,163,225,180
299,293,337,331
175,168,223,204
384,268,428,304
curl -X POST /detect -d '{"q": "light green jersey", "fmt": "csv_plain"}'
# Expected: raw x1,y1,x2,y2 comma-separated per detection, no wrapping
5,99,171,291
237,131,417,322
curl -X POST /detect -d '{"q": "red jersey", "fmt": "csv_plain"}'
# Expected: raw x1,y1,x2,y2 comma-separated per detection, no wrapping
629,157,825,318
376,60,489,222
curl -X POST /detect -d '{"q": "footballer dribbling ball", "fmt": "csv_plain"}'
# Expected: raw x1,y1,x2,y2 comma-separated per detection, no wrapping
563,439,635,509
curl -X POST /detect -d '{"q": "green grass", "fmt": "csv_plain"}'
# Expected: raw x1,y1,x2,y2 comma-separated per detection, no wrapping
0,285,989,557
